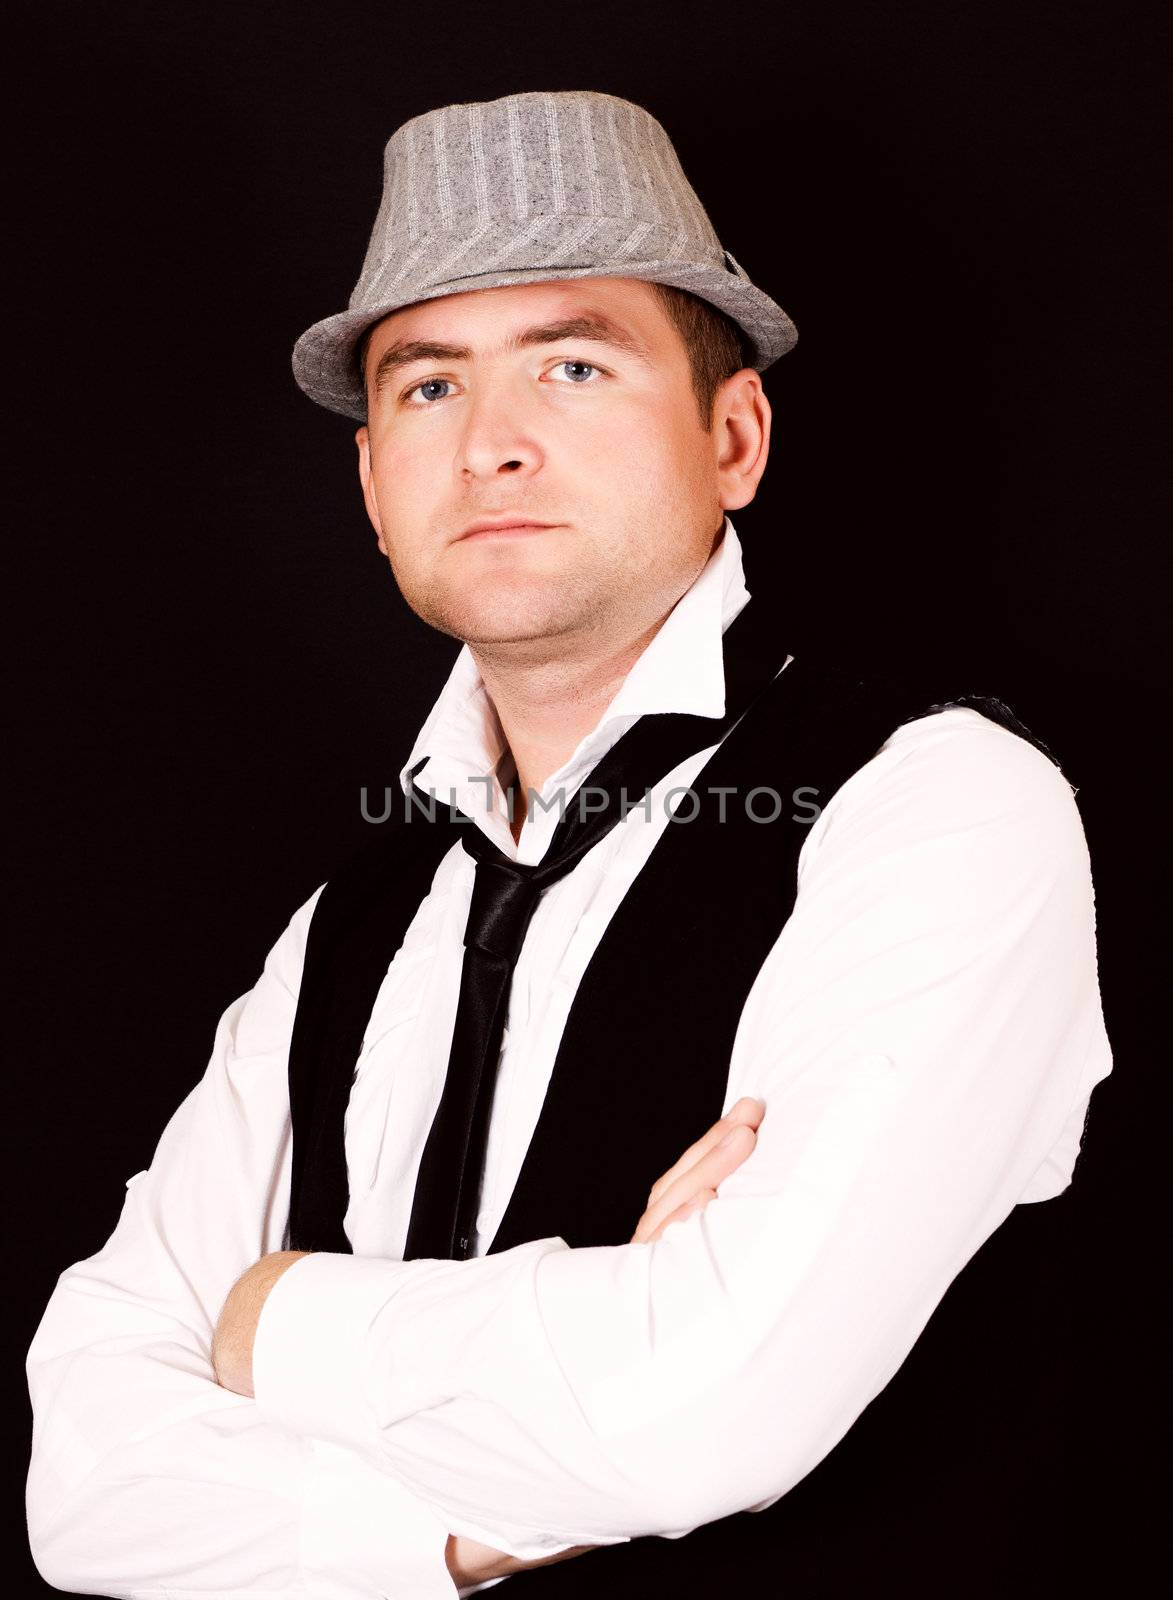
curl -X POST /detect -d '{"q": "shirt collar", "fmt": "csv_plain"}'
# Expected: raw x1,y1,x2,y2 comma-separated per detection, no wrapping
398,514,752,849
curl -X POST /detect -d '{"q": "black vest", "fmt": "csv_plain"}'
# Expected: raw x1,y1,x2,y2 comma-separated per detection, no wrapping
283,627,1076,1595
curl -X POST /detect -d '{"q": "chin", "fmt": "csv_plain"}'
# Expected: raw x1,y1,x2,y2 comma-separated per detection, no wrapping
451,614,570,646
414,576,584,646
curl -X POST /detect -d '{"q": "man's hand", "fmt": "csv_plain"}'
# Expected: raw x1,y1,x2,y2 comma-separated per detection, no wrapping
445,1095,766,1586
212,1250,311,1397
631,1095,765,1242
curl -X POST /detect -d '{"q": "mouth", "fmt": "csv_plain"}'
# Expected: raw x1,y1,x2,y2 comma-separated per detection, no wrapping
456,518,561,542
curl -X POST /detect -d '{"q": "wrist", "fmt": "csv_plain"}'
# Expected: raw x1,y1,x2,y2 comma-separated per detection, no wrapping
212,1250,311,1397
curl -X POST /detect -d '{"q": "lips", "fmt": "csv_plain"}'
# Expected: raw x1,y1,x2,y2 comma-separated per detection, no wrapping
458,517,558,540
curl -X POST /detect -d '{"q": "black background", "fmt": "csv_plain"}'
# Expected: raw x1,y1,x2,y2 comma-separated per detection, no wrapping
6,1,1166,1594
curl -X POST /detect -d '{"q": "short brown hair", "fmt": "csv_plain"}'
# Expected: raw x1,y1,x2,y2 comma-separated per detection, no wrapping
356,281,747,429
648,281,748,431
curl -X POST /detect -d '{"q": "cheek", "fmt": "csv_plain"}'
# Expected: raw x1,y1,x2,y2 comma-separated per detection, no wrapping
367,442,441,561
371,435,430,498
571,404,681,492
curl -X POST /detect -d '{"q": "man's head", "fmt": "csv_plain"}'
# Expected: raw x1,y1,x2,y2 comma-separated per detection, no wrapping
291,89,798,662
353,273,771,659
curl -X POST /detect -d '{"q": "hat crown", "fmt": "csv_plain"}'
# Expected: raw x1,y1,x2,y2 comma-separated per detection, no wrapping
351,90,724,309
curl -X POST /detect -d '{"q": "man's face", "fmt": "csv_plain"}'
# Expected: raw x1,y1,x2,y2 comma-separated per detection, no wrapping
355,276,768,656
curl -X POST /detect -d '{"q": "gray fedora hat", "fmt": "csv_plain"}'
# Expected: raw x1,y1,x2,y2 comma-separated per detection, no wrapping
292,89,799,421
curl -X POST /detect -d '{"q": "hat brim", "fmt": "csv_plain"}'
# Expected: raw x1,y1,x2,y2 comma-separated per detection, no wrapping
291,260,799,422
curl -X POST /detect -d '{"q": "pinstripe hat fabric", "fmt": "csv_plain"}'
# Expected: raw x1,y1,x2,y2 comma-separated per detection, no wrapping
291,89,798,420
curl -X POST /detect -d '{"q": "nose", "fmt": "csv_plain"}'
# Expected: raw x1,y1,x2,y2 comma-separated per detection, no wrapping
455,372,543,483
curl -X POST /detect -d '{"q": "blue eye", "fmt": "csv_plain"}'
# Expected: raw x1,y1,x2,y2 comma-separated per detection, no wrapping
551,361,600,383
410,378,452,404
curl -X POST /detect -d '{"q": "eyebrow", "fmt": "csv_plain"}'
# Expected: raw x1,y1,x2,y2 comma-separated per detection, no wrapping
367,312,653,398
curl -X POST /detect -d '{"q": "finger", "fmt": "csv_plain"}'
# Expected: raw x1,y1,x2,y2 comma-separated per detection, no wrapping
636,1187,716,1245
644,1097,763,1208
636,1123,756,1243
645,1096,764,1210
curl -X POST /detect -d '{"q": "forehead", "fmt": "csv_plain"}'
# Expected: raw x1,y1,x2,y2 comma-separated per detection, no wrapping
364,276,672,359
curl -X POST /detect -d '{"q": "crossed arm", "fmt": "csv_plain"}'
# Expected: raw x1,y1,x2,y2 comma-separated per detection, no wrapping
26,710,1111,1598
25,887,766,1599
210,1100,765,1589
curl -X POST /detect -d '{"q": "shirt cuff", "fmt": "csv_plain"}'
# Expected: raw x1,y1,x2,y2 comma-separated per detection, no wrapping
253,1251,401,1453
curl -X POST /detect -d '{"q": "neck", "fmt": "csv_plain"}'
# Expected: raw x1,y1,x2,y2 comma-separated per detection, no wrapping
471,520,728,843
472,618,664,843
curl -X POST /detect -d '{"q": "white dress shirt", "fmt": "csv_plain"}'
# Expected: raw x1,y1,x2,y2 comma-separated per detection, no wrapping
26,516,1113,1600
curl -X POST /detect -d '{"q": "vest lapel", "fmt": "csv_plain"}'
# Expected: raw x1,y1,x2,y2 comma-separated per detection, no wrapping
284,802,464,1251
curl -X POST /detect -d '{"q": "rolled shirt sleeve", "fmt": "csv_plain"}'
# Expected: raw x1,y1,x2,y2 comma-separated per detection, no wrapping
25,885,459,1600
252,709,1113,1554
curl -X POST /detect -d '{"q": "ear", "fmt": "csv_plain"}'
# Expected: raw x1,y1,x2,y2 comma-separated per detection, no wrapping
355,426,389,557
714,370,771,512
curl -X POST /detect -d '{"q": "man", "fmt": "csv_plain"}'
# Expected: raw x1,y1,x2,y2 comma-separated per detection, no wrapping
27,89,1112,1599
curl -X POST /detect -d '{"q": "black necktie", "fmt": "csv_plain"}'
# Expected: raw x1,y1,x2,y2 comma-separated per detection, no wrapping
402,593,789,1261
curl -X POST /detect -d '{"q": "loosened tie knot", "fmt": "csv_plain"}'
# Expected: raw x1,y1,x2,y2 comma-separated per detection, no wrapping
464,856,542,962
